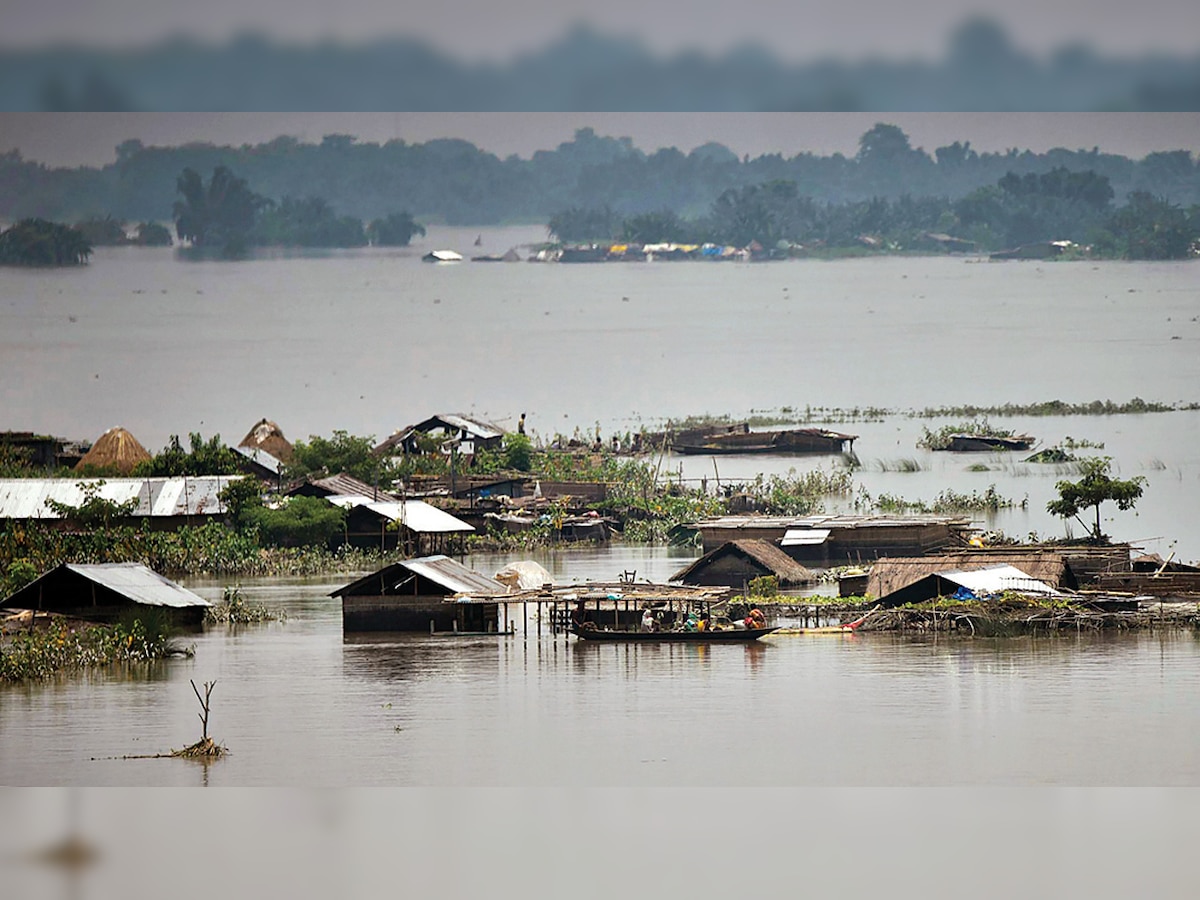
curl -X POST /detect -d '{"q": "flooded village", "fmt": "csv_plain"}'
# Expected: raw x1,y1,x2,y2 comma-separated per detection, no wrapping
5,406,1199,661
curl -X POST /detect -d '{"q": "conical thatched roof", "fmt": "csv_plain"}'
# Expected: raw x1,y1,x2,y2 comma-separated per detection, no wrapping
76,427,151,474
238,418,294,463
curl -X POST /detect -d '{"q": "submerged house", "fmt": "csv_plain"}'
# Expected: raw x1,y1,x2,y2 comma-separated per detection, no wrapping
325,495,474,554
689,514,977,562
333,555,506,632
1,562,210,626
867,552,1077,601
671,540,815,591
871,563,1057,608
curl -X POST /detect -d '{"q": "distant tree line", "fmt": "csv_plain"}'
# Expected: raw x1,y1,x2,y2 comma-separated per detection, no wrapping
550,164,1200,257
171,166,425,255
1,123,1197,231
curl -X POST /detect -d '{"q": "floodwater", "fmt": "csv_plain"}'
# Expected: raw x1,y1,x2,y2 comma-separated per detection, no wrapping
3,226,1200,791
3,224,1198,558
3,570,1200,787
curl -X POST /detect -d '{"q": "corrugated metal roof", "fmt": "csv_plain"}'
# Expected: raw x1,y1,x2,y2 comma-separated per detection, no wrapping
781,528,832,546
0,477,241,519
327,496,473,533
697,514,973,531
300,473,398,500
233,445,284,476
64,563,210,609
940,565,1055,595
403,555,504,595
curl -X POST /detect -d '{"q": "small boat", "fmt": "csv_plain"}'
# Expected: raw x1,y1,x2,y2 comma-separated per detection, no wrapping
422,249,463,263
672,424,857,455
571,624,778,642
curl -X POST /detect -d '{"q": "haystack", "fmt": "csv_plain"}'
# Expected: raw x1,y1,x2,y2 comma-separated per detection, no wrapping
75,427,151,474
238,418,294,463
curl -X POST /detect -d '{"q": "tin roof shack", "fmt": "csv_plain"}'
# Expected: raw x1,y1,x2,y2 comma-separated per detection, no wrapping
333,555,505,632
1,562,210,626
868,552,1076,603
233,445,287,488
285,472,399,502
1,431,90,470
375,414,506,460
0,476,241,531
326,496,474,554
671,540,815,591
873,563,1058,608
690,514,976,561
1092,553,1200,595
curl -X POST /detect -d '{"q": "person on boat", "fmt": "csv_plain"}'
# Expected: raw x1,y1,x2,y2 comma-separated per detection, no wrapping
744,608,767,630
641,607,655,632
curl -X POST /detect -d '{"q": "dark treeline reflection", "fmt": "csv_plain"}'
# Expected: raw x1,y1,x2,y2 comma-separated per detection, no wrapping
2,18,1199,112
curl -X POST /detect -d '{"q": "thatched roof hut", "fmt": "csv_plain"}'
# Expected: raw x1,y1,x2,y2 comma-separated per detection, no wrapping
867,551,1075,600
671,539,816,590
75,427,151,474
238,418,294,463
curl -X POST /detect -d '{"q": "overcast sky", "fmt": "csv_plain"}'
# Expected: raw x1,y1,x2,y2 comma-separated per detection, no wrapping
3,1,1199,61
3,113,1198,169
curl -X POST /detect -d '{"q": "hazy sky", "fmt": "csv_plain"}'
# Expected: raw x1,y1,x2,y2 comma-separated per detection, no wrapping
3,1,1200,61
3,113,1198,169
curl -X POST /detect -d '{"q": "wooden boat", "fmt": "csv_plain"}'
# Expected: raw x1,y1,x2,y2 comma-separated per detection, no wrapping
571,624,778,642
672,425,857,456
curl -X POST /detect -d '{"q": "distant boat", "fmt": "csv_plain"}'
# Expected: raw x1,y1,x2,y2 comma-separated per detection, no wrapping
672,424,858,455
474,234,483,246
422,249,463,263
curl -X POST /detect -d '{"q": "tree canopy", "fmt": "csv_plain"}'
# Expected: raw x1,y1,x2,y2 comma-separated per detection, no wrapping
1046,456,1146,541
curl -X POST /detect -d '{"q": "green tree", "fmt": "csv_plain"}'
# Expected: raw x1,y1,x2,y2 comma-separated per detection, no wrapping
254,195,367,247
135,433,242,477
75,214,129,246
1093,192,1196,260
242,496,347,548
43,481,139,529
286,431,389,485
134,222,172,246
1046,456,1146,540
0,219,92,266
218,478,266,531
502,434,533,472
173,165,269,254
367,211,426,246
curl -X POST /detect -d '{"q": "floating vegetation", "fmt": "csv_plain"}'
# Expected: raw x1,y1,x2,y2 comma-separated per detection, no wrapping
203,587,286,625
1062,436,1104,450
868,485,1025,515
1024,448,1075,464
872,458,924,473
913,398,1191,418
0,617,189,682
965,463,992,472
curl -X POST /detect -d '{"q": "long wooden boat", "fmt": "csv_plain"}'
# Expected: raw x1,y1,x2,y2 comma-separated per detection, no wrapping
672,427,857,456
571,624,778,642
